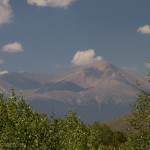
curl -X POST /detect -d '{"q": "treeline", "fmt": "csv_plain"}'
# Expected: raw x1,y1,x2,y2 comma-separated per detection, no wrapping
0,87,150,150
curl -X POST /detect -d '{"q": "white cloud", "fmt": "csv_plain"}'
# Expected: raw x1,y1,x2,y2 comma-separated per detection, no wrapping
0,59,4,64
0,0,13,25
71,49,102,66
27,0,76,8
0,70,8,75
2,42,24,53
137,25,150,34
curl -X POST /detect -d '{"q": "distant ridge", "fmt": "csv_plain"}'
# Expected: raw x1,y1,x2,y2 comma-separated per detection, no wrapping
105,114,131,131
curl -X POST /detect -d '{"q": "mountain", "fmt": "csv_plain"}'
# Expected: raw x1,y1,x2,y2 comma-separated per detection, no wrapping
0,59,149,122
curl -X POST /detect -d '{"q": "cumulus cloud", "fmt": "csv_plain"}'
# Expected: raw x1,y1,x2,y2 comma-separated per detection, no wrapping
71,49,102,66
27,0,76,8
0,59,4,64
2,42,24,53
0,0,13,25
137,25,150,34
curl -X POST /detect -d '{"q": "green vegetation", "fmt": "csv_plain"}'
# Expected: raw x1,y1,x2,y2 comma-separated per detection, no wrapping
0,69,149,149
0,89,127,149
121,90,150,149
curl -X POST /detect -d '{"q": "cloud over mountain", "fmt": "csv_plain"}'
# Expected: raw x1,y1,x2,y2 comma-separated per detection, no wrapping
2,42,24,53
27,0,76,8
71,49,102,66
0,0,13,25
137,25,150,34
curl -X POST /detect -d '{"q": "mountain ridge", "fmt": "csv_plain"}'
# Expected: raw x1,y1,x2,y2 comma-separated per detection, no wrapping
0,60,148,122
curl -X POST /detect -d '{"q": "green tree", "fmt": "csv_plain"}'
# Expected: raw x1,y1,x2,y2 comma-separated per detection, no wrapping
50,111,89,150
124,90,150,150
0,90,90,150
122,67,150,150
0,89,53,149
87,122,114,149
111,131,127,149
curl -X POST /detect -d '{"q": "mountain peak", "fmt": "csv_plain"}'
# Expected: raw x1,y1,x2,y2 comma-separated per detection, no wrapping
79,59,110,68
76,59,118,73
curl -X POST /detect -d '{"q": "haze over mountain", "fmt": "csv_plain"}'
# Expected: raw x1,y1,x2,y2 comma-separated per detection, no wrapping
0,59,148,122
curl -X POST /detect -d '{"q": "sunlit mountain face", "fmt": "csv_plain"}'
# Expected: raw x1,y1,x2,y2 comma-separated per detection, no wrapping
0,60,149,122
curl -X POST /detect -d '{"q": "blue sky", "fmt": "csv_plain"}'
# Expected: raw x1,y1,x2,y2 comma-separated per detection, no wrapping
0,0,150,75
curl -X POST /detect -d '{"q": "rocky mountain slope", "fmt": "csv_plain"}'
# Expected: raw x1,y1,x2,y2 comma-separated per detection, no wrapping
0,59,148,122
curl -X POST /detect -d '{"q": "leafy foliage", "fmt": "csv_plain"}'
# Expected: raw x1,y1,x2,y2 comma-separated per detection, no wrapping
88,122,113,149
0,89,53,149
0,89,127,149
121,68,150,150
121,90,150,150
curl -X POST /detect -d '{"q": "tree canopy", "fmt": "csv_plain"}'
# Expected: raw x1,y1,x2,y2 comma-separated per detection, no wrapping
0,89,127,149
